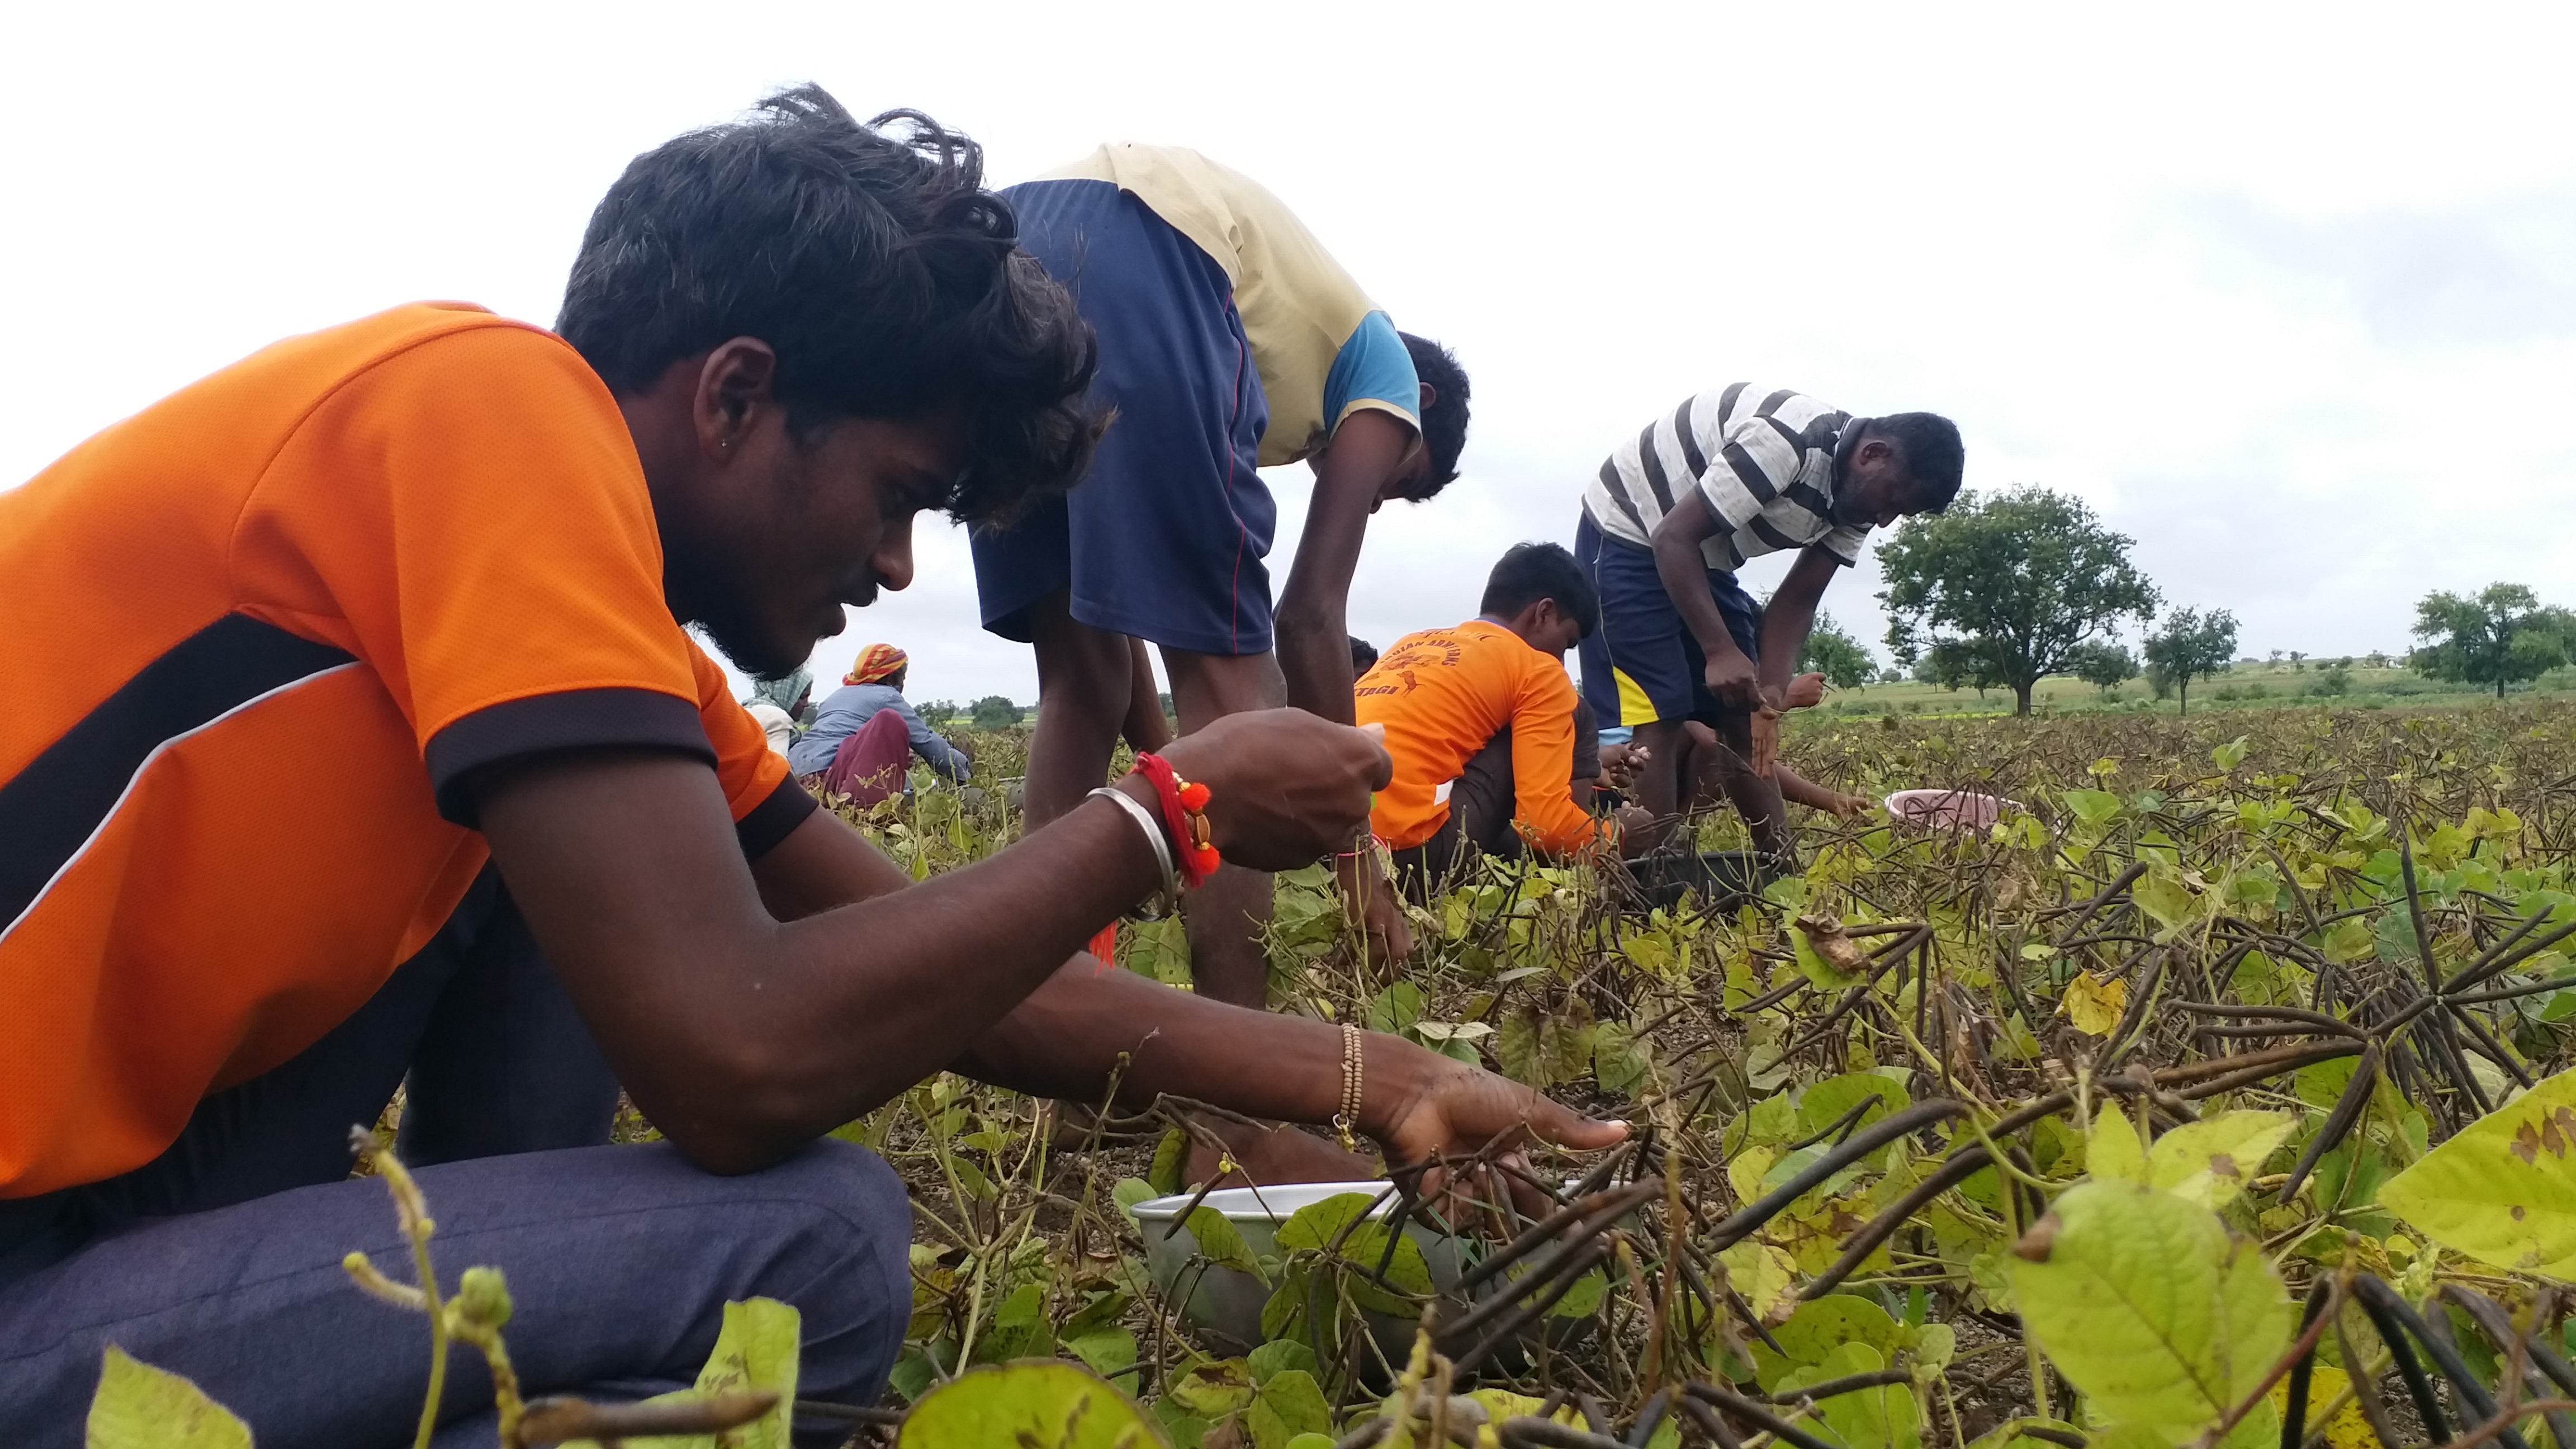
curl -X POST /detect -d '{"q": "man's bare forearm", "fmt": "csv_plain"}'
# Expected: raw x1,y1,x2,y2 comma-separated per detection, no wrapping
1652,524,1737,662
1275,608,1356,724
951,961,1436,1139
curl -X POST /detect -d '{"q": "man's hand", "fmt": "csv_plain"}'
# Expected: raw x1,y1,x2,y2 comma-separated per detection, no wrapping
1748,703,1781,779
1334,849,1415,967
1157,711,1393,870
1702,646,1763,713
1370,1053,1628,1221
1594,741,1647,794
1783,671,1827,710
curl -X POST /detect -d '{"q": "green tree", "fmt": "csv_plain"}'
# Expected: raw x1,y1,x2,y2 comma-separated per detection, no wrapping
1877,487,2160,715
2142,607,2238,716
1797,613,1877,691
2067,640,2139,697
969,695,1024,730
918,699,962,729
2408,583,2574,700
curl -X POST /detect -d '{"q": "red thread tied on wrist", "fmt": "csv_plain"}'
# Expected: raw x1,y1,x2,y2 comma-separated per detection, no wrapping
1131,753,1220,888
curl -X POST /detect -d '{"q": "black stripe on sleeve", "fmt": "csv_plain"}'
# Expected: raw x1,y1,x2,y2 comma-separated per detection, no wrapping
1782,481,1835,516
1,613,357,935
425,688,714,827
1755,389,1801,418
1597,458,1651,537
1634,423,1677,514
1721,441,1780,503
733,774,819,860
1716,382,1750,423
1673,395,1708,477
1747,515,1805,554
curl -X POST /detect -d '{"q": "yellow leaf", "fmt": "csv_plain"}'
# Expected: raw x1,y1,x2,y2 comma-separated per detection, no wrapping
2147,1111,2299,1209
2062,973,2128,1036
2270,1364,2379,1449
1718,1240,1799,1324
2380,1062,2576,1278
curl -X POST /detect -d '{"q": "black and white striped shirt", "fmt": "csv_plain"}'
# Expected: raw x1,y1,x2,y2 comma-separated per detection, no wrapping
1581,383,1872,572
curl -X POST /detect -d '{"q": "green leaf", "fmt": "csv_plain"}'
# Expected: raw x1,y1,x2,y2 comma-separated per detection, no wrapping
1113,1178,1158,1218
2089,1102,2146,1184
1148,1130,1189,1196
1497,1006,1542,1086
2380,1061,2576,1277
1752,1294,1904,1388
2062,789,2124,827
1066,1328,1140,1386
681,1298,801,1449
1275,1192,1380,1254
2212,736,2249,772
2006,1182,2293,1444
2146,1111,2297,1209
1777,1343,1920,1449
86,1345,253,1449
1166,1359,1255,1418
1797,1072,1908,1142
1245,1370,1333,1449
1538,999,1598,1087
1365,981,1426,1034
2132,872,2201,936
1247,1339,1317,1385
898,1358,1169,1448
1593,1020,1650,1094
1182,1206,1269,1282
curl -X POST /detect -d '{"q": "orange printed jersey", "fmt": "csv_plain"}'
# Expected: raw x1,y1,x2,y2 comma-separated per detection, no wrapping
0,304,809,1198
1353,619,1603,855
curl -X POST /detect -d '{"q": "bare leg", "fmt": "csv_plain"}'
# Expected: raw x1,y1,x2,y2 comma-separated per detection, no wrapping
1630,718,1696,851
1696,716,1789,859
1158,646,1287,1010
1020,591,1134,831
1119,636,1173,753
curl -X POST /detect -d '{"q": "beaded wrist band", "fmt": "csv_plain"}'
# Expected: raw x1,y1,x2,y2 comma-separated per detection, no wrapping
1333,1022,1364,1152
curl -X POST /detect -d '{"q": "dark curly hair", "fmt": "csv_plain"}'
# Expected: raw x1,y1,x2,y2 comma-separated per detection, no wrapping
557,87,1101,525
1399,332,1471,499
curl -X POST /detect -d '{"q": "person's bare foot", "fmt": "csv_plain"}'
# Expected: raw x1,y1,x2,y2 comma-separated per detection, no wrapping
1185,1120,1379,1190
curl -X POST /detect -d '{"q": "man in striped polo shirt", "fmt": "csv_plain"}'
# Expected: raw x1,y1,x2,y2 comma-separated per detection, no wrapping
1574,385,1963,856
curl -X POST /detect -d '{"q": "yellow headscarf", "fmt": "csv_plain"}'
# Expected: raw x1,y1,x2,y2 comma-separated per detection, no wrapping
845,643,907,686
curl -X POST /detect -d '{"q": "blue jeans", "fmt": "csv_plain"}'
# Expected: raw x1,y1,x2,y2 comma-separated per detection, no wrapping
0,868,911,1448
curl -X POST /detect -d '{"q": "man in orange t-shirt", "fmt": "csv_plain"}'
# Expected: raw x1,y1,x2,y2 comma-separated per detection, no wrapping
1357,544,1651,894
0,90,1620,1444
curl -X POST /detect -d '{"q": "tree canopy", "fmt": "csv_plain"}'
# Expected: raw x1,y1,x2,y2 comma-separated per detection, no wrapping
969,695,1024,730
2142,607,2238,716
2409,583,2573,699
1796,613,1877,691
1877,487,2160,714
2067,640,2139,694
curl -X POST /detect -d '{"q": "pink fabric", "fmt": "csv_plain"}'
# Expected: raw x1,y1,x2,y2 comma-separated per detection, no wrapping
819,708,912,807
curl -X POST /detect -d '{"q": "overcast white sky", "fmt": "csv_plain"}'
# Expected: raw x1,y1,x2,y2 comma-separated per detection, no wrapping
7,2,2572,705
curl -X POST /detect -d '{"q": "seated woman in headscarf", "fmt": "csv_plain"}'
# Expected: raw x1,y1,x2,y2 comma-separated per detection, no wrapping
787,645,976,783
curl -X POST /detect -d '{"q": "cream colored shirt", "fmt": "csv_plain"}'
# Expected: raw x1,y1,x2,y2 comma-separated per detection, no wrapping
1038,143,1421,467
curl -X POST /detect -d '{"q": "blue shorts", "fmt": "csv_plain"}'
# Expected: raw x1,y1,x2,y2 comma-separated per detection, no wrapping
970,179,1277,657
1574,512,1762,728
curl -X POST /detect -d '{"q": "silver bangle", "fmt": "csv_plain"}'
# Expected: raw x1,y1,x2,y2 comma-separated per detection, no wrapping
1090,785,1178,917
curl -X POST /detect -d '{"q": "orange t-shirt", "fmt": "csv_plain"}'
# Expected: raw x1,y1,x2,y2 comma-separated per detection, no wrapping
1353,619,1603,855
0,304,808,1198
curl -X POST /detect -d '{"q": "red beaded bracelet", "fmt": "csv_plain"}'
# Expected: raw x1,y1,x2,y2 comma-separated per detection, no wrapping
1131,753,1220,888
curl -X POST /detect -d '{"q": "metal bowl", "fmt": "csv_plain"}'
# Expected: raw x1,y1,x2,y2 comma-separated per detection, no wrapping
1130,1182,1467,1358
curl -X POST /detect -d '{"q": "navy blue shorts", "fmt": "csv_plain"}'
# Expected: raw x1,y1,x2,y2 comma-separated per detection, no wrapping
1574,512,1762,728
970,179,1277,657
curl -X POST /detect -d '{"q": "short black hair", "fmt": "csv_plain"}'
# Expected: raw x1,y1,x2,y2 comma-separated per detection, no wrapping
1399,333,1470,498
1349,636,1380,673
1480,542,1598,637
1869,412,1966,514
558,86,1101,525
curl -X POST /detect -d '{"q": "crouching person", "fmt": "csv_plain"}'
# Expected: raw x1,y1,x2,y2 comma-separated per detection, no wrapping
0,91,1620,1449
1356,543,1651,900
